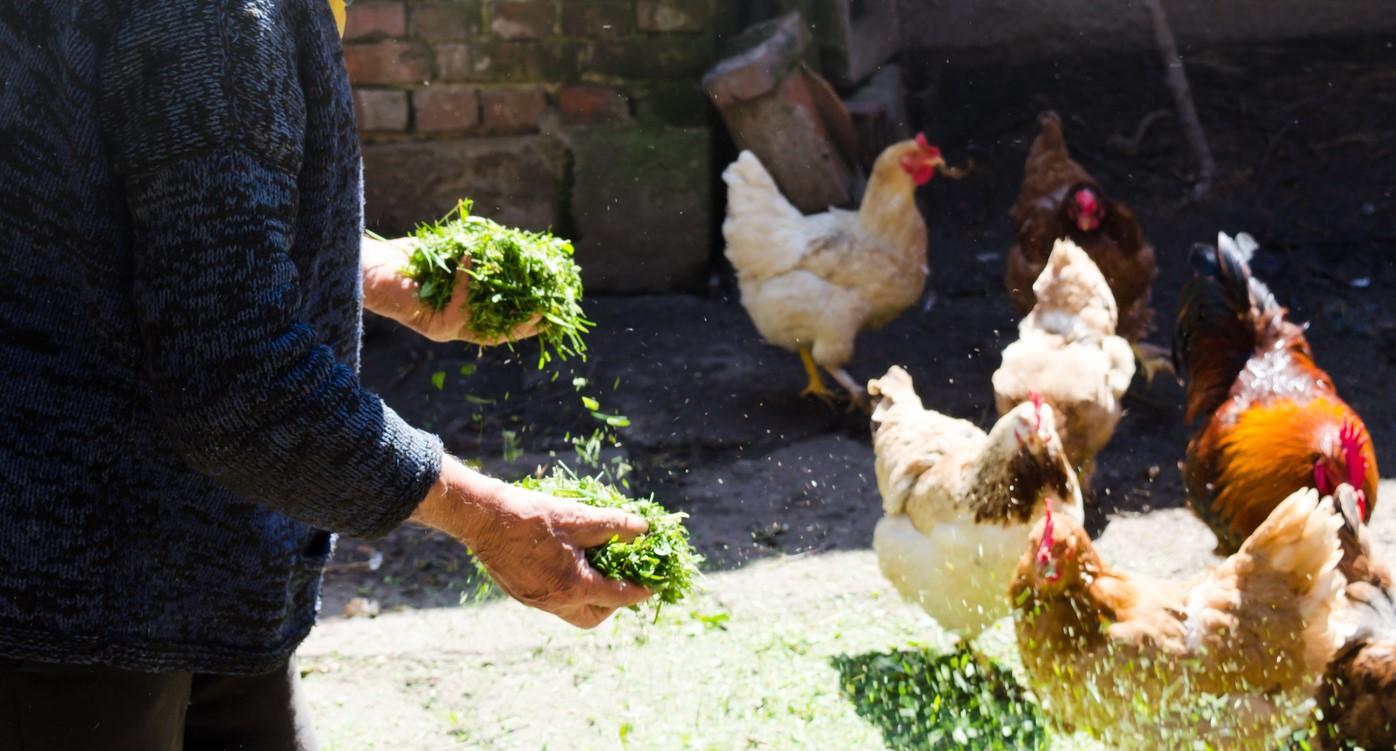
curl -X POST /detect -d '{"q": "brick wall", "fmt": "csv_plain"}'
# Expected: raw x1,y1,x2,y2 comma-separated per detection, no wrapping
345,0,726,293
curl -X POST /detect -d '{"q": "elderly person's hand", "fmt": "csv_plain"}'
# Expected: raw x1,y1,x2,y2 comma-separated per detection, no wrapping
411,458,653,629
361,234,540,345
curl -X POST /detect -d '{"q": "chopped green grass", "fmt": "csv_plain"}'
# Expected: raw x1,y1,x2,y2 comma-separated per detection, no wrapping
516,467,703,617
398,199,591,367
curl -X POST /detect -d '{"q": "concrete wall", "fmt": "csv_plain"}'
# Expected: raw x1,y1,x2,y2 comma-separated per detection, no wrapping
897,0,1396,57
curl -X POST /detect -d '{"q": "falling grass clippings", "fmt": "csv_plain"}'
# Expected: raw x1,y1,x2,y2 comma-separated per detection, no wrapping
395,199,592,368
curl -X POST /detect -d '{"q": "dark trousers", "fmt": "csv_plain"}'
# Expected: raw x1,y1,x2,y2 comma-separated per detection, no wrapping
0,657,318,751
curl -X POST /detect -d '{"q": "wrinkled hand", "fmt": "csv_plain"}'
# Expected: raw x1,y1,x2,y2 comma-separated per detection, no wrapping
361,235,540,345
412,461,653,629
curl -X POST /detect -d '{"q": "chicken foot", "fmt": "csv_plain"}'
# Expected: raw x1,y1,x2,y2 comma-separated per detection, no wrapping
826,367,870,413
1132,341,1176,385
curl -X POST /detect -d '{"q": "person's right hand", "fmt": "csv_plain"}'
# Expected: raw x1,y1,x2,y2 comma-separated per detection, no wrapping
411,459,653,629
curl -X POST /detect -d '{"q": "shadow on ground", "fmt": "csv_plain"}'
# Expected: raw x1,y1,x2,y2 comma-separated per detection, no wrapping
832,647,1048,751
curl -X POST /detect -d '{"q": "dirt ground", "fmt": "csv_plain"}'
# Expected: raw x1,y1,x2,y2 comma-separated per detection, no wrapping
310,34,1396,749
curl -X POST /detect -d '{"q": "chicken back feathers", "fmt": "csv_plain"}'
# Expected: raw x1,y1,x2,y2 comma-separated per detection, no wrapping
993,239,1135,474
869,366,1083,639
1175,233,1379,553
1006,111,1157,341
1012,487,1346,750
721,141,930,372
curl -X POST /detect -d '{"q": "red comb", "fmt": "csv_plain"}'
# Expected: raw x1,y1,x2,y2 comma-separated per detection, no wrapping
1028,391,1045,433
915,133,941,158
1340,419,1368,492
1036,499,1055,567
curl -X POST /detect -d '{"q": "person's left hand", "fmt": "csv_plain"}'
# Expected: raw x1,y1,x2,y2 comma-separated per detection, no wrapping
362,235,540,345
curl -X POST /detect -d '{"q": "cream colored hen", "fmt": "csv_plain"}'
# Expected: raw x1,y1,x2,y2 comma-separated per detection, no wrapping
868,365,1083,642
992,238,1135,486
1013,487,1346,750
722,136,961,407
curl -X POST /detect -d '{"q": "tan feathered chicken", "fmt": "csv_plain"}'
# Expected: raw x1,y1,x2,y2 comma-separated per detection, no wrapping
992,238,1134,486
1005,110,1169,380
723,135,964,407
1313,483,1396,750
1013,488,1346,750
868,366,1083,642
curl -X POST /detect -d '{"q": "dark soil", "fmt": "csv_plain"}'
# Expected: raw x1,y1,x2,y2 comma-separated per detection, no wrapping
323,34,1396,617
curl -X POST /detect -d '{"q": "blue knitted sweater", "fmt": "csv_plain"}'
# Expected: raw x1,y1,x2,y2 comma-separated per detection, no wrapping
0,0,443,673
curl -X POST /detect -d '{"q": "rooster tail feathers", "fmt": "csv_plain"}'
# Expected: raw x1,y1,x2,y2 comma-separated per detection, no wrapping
1173,233,1270,422
721,151,806,279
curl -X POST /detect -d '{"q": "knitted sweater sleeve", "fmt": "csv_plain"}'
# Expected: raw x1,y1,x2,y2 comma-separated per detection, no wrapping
100,1,442,538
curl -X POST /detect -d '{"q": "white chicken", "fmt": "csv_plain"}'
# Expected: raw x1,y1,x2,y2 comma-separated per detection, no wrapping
722,135,963,407
992,238,1135,486
868,365,1084,641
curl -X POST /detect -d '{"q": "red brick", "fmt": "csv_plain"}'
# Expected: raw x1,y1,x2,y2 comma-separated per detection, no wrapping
344,2,406,40
435,43,472,81
344,41,433,85
414,85,481,131
412,3,480,42
557,85,629,126
489,0,555,40
479,86,547,134
561,1,632,38
636,0,710,32
352,89,410,131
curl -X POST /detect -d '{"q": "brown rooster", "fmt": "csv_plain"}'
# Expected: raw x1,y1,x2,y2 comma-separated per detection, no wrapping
1313,483,1396,750
1174,232,1379,553
1005,110,1168,380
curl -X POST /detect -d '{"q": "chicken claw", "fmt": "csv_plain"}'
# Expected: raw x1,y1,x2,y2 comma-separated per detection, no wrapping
828,367,870,413
1132,341,1176,385
798,348,837,406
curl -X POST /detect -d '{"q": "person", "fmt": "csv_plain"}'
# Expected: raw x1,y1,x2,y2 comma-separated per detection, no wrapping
0,1,651,749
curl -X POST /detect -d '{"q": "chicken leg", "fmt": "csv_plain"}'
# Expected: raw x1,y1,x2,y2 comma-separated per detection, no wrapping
827,366,870,412
799,347,836,404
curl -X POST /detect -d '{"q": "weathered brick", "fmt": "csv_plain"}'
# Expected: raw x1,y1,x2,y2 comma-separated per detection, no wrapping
434,43,472,81
344,41,433,85
535,39,588,81
636,0,710,32
344,2,406,41
489,0,556,40
411,2,481,42
414,85,480,131
629,80,710,126
362,137,566,235
557,85,630,126
352,89,410,131
592,37,712,78
567,126,711,293
479,86,548,134
561,1,632,38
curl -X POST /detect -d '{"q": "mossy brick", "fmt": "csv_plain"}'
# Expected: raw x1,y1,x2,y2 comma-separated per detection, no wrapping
567,126,712,292
467,40,543,80
411,2,482,42
561,1,632,38
344,2,406,41
362,136,566,235
591,37,714,78
628,79,711,126
636,0,711,32
344,41,433,84
488,0,557,40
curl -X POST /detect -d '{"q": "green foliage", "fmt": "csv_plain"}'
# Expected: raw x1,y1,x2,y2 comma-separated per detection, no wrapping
516,467,703,617
400,199,592,368
832,647,1049,750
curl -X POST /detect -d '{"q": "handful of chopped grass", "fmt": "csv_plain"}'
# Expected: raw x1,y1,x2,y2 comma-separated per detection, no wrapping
399,199,591,367
517,468,702,616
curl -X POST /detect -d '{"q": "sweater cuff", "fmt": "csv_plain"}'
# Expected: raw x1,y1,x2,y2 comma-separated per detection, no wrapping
344,406,444,539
